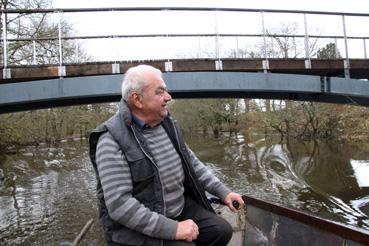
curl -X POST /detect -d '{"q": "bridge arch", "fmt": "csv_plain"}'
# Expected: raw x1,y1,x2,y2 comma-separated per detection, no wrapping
1,71,369,114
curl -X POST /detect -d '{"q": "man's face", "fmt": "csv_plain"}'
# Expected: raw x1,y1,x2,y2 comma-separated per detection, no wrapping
139,71,172,126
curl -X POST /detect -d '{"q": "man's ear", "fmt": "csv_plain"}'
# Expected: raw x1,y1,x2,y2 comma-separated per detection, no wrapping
130,93,143,109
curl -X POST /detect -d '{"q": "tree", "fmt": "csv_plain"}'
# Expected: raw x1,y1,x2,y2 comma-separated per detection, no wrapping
170,99,243,138
265,22,320,58
317,42,342,59
0,0,98,146
1,0,89,66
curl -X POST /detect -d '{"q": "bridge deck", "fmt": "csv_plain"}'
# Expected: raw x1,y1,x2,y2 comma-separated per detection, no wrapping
2,58,369,83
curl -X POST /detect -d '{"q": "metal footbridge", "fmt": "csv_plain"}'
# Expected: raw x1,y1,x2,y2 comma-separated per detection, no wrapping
1,7,369,113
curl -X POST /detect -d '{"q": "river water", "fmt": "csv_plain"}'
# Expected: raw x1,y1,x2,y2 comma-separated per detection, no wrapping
1,133,369,245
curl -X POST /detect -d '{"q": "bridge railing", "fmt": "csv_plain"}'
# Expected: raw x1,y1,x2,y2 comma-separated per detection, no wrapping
1,7,369,77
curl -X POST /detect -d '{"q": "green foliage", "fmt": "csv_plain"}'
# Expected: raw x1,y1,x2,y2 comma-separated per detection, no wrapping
0,103,116,146
170,98,369,141
255,101,369,140
2,99,369,146
317,43,342,59
169,99,242,137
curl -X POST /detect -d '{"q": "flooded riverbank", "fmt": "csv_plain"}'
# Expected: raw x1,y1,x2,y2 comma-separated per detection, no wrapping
0,134,368,245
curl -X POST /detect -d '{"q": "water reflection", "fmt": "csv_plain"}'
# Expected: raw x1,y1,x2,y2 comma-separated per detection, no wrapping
351,160,369,188
0,135,369,245
287,140,369,228
0,141,105,245
187,133,369,230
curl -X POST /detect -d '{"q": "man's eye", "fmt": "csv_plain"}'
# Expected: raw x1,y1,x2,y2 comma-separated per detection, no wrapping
157,89,167,95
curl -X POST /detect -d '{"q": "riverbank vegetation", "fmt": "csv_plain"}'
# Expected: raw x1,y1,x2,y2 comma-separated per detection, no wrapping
0,104,115,148
170,99,369,141
1,99,369,148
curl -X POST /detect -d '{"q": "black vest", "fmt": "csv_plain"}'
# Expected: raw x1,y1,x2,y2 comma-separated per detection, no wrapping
89,108,213,245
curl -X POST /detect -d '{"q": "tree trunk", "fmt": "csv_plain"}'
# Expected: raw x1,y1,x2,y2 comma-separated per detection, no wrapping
265,99,270,112
244,99,250,112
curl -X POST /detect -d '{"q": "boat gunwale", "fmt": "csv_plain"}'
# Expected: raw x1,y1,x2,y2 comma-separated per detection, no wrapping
243,195,369,245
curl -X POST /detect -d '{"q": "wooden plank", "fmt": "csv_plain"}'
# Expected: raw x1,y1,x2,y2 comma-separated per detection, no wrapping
1,58,369,83
66,64,112,76
172,59,215,71
11,66,59,79
269,59,306,70
223,59,263,71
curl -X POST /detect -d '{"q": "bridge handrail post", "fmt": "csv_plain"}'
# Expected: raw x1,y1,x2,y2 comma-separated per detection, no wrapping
1,10,10,79
334,38,339,59
33,40,37,64
235,36,239,58
364,38,367,59
110,9,119,64
303,14,311,69
214,10,220,62
2,13,8,69
197,36,202,58
58,11,62,66
2,11,7,68
163,8,170,62
75,39,79,63
213,10,223,71
342,15,350,79
261,11,269,73
165,32,170,62
57,10,66,77
164,9,173,72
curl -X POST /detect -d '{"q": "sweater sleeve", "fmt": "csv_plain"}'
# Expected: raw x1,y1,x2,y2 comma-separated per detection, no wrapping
186,147,232,201
96,132,177,240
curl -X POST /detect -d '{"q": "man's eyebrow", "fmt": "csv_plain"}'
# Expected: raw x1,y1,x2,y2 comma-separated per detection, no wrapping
156,86,168,91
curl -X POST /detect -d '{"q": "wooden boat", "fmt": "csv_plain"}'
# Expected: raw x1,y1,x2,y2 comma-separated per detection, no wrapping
213,195,369,246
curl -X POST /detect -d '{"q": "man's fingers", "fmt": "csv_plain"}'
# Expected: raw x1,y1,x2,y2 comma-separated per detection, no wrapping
193,224,199,233
191,224,199,241
176,219,199,242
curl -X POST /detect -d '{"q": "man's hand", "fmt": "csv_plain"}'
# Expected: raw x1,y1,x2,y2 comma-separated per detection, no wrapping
175,219,199,242
224,192,244,212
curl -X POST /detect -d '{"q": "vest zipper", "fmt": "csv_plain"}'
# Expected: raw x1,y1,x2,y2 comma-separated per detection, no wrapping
130,125,167,218
171,119,210,209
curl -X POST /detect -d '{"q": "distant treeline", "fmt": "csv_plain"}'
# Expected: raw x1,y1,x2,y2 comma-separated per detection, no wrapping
169,99,369,141
1,99,369,148
0,104,116,148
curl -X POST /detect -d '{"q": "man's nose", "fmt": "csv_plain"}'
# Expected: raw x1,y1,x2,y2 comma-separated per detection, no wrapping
164,90,172,101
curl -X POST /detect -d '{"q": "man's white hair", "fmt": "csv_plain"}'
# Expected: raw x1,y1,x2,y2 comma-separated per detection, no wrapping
121,64,162,104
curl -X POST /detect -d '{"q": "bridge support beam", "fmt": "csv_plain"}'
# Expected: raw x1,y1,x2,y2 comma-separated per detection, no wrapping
1,72,369,114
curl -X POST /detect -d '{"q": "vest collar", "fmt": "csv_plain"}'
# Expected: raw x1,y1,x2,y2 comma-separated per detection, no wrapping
119,99,133,126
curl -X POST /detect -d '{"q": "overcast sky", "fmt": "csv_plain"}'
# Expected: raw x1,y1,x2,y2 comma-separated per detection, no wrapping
52,0,369,14
49,0,369,61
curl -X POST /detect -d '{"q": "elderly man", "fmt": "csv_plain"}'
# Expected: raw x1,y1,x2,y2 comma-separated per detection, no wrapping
89,64,244,246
